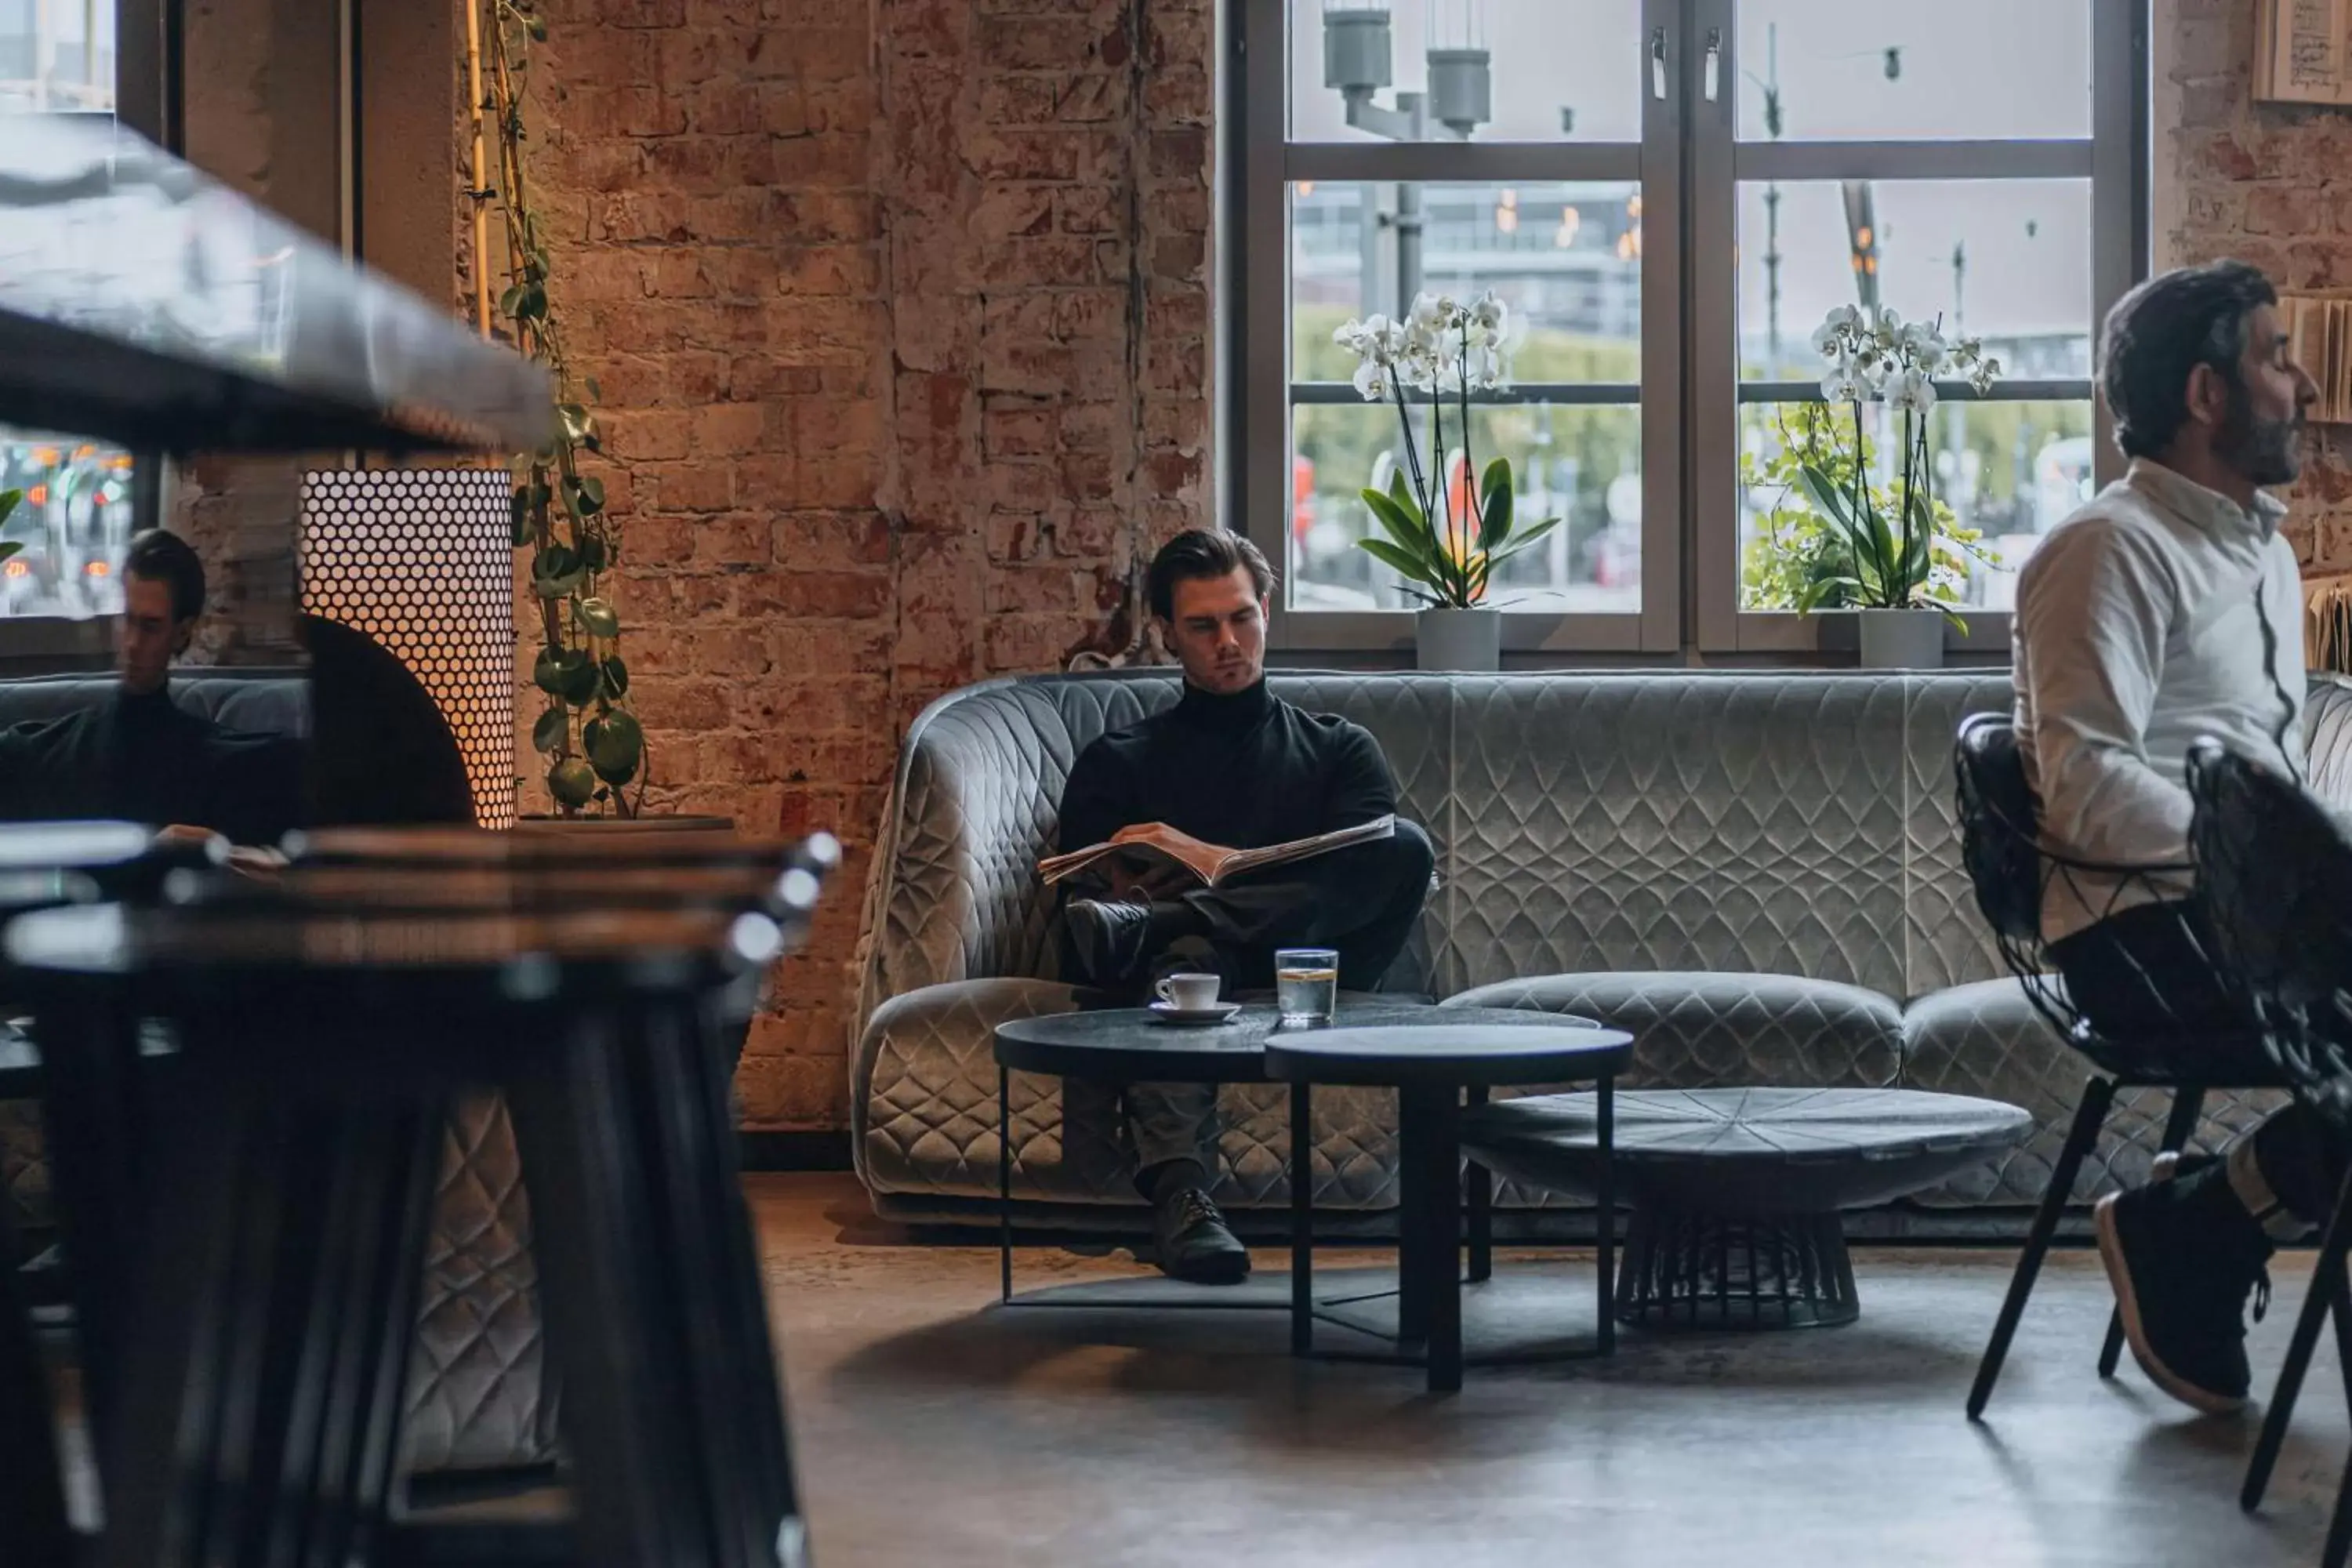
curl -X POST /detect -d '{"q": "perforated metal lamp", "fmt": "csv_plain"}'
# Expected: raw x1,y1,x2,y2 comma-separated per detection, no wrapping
298,467,517,829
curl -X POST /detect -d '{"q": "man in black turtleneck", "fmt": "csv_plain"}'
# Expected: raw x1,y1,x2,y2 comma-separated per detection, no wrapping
0,529,303,844
1055,529,1434,1283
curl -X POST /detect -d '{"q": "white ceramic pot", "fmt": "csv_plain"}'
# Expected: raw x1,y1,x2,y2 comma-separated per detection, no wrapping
1415,606,1502,672
1857,608,1947,670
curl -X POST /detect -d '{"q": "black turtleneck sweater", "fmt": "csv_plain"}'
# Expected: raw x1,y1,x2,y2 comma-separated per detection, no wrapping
0,685,306,844
1054,678,1398,862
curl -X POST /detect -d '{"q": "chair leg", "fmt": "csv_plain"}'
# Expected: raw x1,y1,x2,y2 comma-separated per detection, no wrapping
2245,1163,2352,1513
2328,1446,2352,1568
1969,1074,2116,1421
2100,1085,2207,1379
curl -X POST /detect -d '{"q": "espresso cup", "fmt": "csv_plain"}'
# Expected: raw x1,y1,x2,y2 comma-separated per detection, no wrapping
1154,972,1222,1011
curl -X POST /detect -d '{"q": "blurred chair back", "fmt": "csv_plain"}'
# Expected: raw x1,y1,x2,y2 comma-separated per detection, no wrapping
1954,713,2080,1041
2187,740,2352,1125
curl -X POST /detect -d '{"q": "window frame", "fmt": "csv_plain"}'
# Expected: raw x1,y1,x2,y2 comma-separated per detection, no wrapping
1230,0,2151,662
1239,0,1686,658
0,0,171,663
1689,0,2149,654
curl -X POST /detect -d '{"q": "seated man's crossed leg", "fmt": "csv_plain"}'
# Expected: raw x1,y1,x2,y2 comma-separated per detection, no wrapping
1051,530,1434,1283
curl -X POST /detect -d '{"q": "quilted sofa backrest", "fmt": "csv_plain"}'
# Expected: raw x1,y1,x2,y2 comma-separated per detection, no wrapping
1437,673,2013,998
858,667,2035,1011
859,667,2352,1027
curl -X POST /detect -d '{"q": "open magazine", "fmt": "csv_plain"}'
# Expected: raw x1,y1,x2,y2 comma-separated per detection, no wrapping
1040,813,1396,890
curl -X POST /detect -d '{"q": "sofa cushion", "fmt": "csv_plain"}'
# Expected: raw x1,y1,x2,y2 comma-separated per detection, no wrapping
1898,977,2287,1206
1444,971,1900,1090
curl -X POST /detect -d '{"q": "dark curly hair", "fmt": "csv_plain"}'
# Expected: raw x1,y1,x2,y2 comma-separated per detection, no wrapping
1145,528,1276,620
2100,260,2278,460
121,528,207,623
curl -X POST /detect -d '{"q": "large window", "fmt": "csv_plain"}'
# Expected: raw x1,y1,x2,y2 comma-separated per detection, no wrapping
2,0,140,623
1239,0,2147,656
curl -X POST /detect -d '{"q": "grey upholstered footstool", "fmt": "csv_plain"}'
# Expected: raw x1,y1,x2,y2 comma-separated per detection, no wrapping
1462,1087,2031,1330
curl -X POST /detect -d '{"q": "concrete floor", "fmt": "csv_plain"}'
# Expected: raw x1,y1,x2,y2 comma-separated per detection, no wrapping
756,1173,2352,1567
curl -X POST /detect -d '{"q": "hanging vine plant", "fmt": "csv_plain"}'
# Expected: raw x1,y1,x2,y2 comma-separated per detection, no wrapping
474,0,642,815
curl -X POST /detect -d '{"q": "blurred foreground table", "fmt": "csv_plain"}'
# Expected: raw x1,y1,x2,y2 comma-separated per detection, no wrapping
9,833,830,1568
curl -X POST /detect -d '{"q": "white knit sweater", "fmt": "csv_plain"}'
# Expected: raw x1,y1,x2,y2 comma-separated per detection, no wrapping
2011,459,2305,942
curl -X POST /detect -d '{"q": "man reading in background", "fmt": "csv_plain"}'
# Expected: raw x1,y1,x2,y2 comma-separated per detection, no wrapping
0,529,303,846
1054,528,1434,1283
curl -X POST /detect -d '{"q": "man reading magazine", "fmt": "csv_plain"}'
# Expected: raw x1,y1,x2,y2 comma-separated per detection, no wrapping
1053,528,1435,1283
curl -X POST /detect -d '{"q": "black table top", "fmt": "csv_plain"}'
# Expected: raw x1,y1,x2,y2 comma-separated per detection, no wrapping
285,823,839,873
2,898,796,989
1261,1021,1634,1087
1464,1087,2034,1163
991,1004,1610,1084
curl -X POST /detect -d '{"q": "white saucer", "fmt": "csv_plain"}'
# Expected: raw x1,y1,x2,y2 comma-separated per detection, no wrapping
1149,1000,1243,1027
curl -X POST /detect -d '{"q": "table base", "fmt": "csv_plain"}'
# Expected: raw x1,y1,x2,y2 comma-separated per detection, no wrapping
991,1265,1613,1370
994,1063,1618,1394
1614,1205,1859,1331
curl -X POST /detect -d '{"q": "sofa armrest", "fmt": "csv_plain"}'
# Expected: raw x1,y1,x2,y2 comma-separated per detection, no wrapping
852,978,1086,1196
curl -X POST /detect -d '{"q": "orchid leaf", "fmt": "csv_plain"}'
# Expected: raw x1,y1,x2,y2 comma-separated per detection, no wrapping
1475,457,1514,554
1358,537,1443,588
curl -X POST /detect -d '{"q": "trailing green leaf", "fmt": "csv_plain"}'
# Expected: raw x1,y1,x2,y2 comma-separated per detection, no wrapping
1475,458,1513,554
531,704,570,755
575,596,620,638
585,710,643,784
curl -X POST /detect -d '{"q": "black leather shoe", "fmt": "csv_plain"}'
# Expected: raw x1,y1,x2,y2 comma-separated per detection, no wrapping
2096,1169,2272,1415
1152,1186,1250,1285
1064,898,1154,989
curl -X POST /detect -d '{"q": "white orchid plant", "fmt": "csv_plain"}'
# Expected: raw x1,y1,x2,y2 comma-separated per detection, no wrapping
1794,303,2002,615
1330,290,1559,609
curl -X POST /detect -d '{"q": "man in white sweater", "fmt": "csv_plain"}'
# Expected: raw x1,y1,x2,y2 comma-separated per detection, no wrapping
2015,259,2326,1416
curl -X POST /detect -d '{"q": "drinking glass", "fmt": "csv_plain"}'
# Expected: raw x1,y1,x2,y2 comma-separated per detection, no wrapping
1274,947,1339,1025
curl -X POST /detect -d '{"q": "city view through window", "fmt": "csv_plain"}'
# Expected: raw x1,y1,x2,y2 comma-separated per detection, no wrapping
1280,0,2100,621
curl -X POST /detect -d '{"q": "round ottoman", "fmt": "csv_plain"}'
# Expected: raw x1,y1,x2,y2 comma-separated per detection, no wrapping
1461,1087,2032,1330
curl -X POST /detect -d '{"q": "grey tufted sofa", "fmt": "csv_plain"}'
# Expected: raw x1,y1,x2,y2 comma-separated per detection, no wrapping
853,669,2352,1234
0,672,554,1476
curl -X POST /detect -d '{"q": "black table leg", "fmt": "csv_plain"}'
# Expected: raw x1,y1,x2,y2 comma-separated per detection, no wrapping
29,986,149,1460
637,996,808,1568
1000,1065,1012,1307
1596,1076,1615,1357
1465,1084,1491,1285
1290,1080,1312,1357
1424,1087,1464,1394
505,1010,704,1568
0,1194,71,1568
92,1058,251,1568
1396,1087,1432,1346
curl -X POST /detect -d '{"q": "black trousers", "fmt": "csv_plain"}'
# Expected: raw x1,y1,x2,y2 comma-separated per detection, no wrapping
1087,820,1437,1189
1168,818,1438,993
2050,899,2346,1225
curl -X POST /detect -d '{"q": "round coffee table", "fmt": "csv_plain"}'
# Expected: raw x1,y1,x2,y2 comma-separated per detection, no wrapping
1262,1020,1633,1392
988,1004,1613,1350
1461,1087,2033,1330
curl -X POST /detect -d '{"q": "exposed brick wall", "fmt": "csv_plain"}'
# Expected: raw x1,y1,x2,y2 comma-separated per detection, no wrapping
2157,0,2352,570
523,0,1212,1127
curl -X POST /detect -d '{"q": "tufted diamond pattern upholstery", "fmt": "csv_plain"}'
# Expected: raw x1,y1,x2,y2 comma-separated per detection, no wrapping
854,669,2352,1226
398,1091,558,1472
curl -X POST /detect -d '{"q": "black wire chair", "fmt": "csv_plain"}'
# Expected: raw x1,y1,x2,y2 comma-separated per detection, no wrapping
2187,739,2352,1564
1954,713,2287,1420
